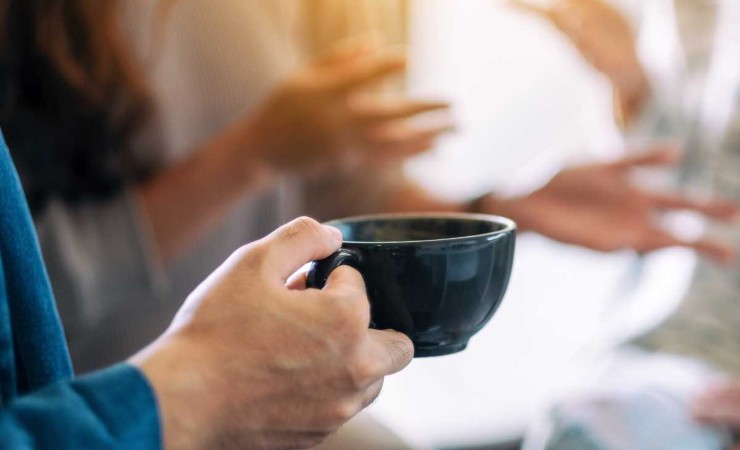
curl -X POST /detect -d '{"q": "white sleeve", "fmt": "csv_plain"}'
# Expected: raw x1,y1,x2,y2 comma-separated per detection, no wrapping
626,0,716,146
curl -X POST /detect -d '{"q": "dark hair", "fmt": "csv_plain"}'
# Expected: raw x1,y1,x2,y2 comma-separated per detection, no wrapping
0,0,157,212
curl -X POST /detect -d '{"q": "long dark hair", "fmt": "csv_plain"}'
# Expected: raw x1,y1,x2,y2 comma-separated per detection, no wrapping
0,0,157,212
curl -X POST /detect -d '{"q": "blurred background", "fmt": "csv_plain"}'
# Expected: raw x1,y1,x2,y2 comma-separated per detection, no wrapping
369,1,697,448
6,0,738,448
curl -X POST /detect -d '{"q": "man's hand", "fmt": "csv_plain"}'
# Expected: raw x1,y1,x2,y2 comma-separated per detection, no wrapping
693,380,740,450
484,149,738,262
510,0,649,126
249,38,452,174
132,217,414,449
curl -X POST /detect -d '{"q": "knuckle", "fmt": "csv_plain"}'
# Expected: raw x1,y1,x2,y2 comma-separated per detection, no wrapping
231,242,268,269
347,356,380,390
330,298,370,339
343,288,370,318
352,300,372,330
329,266,366,291
283,216,325,242
302,433,332,449
363,380,384,409
328,398,362,425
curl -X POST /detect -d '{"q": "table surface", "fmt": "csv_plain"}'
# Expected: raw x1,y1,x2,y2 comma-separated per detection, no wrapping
367,233,696,449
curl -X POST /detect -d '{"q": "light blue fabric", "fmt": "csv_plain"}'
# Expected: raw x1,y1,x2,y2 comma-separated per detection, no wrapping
0,131,161,448
527,350,735,450
544,388,730,450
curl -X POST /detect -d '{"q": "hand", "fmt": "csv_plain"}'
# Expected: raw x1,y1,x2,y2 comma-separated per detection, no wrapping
693,380,740,449
132,217,414,449
135,40,451,264
510,0,649,125
249,39,452,174
484,149,738,262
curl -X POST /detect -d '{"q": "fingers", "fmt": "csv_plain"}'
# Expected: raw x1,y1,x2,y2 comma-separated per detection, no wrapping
364,121,455,144
651,193,739,220
693,399,740,426
364,124,455,159
636,229,704,255
362,378,384,409
285,269,309,291
324,49,406,93
690,239,737,265
367,329,414,377
369,137,436,161
695,408,740,426
258,217,343,282
316,35,382,67
699,380,740,399
350,99,455,161
351,98,451,124
638,229,735,264
322,265,368,297
611,147,681,170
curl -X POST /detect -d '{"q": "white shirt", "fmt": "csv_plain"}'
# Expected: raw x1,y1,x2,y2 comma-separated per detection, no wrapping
631,0,740,376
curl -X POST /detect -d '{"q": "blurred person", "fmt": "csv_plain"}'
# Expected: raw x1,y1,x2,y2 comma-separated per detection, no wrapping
2,0,449,375
514,0,740,447
4,1,738,447
1,2,445,448
694,380,740,450
6,0,736,376
511,0,650,128
0,130,414,448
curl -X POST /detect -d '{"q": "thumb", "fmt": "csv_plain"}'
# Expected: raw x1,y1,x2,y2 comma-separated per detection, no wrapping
368,329,414,376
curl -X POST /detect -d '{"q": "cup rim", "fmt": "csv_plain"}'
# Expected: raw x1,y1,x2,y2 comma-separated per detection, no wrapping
324,212,517,245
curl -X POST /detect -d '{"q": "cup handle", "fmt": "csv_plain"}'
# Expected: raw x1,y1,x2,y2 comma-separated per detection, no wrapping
306,249,362,289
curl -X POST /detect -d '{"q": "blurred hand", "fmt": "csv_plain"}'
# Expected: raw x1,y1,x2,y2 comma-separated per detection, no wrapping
133,217,414,450
249,39,452,174
510,0,649,126
693,380,740,450
484,148,738,262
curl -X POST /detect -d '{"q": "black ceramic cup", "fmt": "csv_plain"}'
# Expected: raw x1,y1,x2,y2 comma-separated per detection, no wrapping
306,213,516,357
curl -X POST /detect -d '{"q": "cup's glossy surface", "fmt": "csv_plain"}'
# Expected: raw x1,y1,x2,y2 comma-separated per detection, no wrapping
307,213,516,357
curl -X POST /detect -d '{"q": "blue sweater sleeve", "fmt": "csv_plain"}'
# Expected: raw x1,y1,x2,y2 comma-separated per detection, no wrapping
0,364,161,449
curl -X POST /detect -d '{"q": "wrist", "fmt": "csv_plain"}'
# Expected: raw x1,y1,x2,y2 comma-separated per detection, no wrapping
212,117,277,187
466,193,491,215
131,333,221,449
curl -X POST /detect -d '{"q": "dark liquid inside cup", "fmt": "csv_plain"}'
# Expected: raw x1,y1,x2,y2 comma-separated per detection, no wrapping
336,217,507,243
